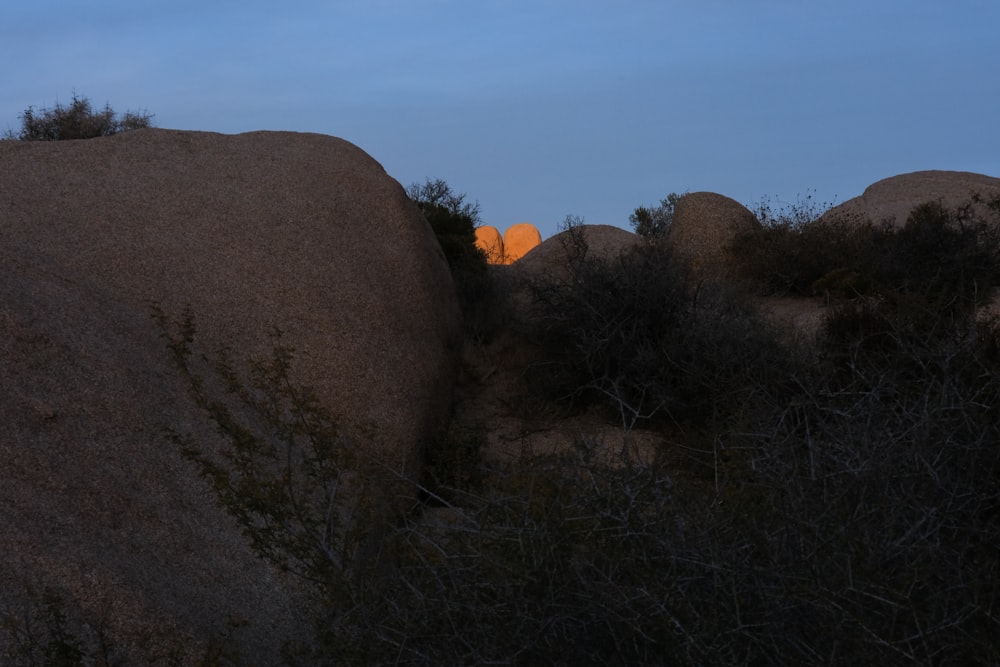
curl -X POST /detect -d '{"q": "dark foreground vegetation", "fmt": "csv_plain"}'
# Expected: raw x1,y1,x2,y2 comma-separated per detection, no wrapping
164,193,999,665
3,150,999,662
3,93,153,141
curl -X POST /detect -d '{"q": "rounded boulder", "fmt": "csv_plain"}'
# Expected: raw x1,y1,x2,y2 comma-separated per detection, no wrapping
669,191,760,281
0,129,463,659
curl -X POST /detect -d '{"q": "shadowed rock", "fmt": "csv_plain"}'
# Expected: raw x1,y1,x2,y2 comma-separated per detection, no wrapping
0,129,462,660
517,225,642,275
514,224,640,281
669,191,760,281
820,170,1000,228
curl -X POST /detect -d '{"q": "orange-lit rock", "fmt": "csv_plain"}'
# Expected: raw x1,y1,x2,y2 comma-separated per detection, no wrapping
475,225,505,264
503,222,542,263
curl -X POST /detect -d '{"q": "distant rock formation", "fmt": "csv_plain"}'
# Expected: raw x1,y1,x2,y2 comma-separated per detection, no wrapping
475,225,505,264
503,223,543,263
820,170,1000,228
514,224,640,281
0,129,463,660
669,192,760,281
474,222,542,264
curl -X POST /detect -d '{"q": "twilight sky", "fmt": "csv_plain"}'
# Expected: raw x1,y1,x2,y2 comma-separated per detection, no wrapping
3,1,998,239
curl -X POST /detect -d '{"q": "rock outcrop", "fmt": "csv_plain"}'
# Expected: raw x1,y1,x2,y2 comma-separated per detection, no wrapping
474,223,543,265
668,192,760,281
475,225,505,264
503,222,542,263
0,129,462,660
514,224,640,280
820,170,1000,228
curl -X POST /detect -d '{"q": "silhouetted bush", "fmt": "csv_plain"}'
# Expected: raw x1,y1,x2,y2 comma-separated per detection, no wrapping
730,194,883,296
406,178,483,267
882,200,1000,315
520,220,794,430
733,194,1000,311
407,178,504,342
717,307,1000,664
6,93,153,141
629,192,682,241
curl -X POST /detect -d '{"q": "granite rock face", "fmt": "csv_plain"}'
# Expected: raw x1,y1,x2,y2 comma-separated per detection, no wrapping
669,191,760,281
514,224,640,280
820,170,1000,228
474,223,543,264
475,225,505,264
0,129,463,660
503,222,543,263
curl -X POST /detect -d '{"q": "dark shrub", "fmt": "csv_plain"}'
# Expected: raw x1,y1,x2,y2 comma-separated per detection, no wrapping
629,192,681,241
733,194,1000,310
730,195,883,297
521,221,792,430
881,200,1000,314
8,93,153,141
407,179,503,341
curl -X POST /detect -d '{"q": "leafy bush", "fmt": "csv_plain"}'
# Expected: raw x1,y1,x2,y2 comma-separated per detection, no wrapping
6,93,153,141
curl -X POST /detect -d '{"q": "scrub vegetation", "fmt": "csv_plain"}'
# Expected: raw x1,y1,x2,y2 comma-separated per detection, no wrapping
3,118,999,662
145,191,1000,665
3,93,153,141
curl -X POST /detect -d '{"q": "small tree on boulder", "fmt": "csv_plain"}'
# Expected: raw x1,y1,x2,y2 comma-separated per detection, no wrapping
7,93,153,141
629,192,682,241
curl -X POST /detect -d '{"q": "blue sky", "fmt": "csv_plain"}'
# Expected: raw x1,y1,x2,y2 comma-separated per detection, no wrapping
3,1,998,239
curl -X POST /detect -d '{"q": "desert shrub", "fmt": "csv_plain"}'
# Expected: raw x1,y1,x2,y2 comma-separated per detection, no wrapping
0,582,248,666
629,192,682,241
407,178,504,341
152,305,383,615
327,442,720,665
813,198,1000,380
880,200,1000,315
420,425,486,502
731,194,883,296
334,314,1000,664
6,93,153,141
733,194,1000,309
154,293,1000,665
1,587,88,667
716,309,1000,665
407,179,483,269
521,220,794,430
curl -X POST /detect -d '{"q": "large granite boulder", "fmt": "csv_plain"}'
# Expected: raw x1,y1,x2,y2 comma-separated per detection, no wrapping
820,170,1000,228
514,224,640,281
475,225,505,264
668,192,760,280
0,129,462,660
503,222,542,263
